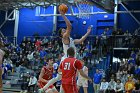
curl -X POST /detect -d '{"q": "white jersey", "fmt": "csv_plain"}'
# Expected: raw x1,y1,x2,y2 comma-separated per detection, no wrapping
62,37,76,56
78,66,88,80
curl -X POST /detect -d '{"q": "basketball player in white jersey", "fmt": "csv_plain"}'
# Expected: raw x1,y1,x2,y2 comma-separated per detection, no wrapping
39,9,92,93
77,57,88,93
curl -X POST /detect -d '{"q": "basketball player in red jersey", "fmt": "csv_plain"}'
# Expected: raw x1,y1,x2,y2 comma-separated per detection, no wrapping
38,57,58,93
0,39,5,93
58,47,92,93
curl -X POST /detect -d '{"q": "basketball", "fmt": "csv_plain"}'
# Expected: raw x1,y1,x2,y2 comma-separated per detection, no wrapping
58,4,68,14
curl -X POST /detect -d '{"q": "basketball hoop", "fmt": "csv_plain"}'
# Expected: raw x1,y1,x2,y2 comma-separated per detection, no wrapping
75,0,92,19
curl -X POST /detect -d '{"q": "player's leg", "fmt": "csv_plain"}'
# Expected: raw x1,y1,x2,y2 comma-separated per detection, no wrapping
77,79,82,91
38,82,46,93
93,84,97,93
45,89,53,93
96,84,100,93
77,85,80,91
62,84,78,93
82,80,88,93
51,86,59,93
83,87,88,93
43,73,62,90
38,73,62,93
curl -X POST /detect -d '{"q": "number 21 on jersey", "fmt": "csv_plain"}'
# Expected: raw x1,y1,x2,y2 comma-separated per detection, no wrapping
64,62,70,70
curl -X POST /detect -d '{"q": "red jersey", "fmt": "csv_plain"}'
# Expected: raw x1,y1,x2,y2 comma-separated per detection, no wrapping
38,66,54,89
60,57,83,85
41,66,53,80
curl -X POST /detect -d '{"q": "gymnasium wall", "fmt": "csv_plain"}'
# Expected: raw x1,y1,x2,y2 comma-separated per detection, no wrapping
0,10,15,36
118,2,140,33
18,7,54,43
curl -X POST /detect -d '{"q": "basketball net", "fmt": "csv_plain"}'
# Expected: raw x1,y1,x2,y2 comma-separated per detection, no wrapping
75,0,92,19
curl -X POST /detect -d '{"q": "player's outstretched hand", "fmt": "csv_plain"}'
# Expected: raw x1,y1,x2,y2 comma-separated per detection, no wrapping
88,25,93,29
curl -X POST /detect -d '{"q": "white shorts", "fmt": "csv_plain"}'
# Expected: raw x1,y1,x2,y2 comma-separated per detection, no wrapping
77,79,88,88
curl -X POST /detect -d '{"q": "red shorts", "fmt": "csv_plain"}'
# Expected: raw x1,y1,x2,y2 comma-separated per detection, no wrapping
38,81,54,89
62,84,78,93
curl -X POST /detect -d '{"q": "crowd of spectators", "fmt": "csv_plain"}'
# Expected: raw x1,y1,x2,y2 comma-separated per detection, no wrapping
1,29,140,93
92,49,140,93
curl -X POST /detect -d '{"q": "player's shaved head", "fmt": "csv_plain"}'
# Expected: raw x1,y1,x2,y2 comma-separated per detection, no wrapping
67,47,75,57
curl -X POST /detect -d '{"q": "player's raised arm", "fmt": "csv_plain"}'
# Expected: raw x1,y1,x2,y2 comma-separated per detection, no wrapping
59,10,72,38
74,25,92,44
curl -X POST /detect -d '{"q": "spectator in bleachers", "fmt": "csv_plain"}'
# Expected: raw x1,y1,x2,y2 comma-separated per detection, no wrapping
128,63,135,74
93,69,102,93
107,77,116,93
27,51,34,61
16,44,21,54
131,51,136,60
2,63,8,79
133,78,140,93
115,79,124,93
42,37,48,46
99,78,108,93
3,58,13,72
39,48,47,60
20,72,30,93
3,37,10,46
128,57,135,65
26,38,32,45
116,70,122,80
53,40,60,54
121,70,128,85
9,51,18,65
79,50,84,59
86,41,92,51
119,59,127,71
35,39,42,51
124,30,131,46
125,76,135,93
136,54,140,66
28,73,37,93
134,66,140,79
21,37,27,44
20,43,26,54
101,30,107,57
26,42,33,52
